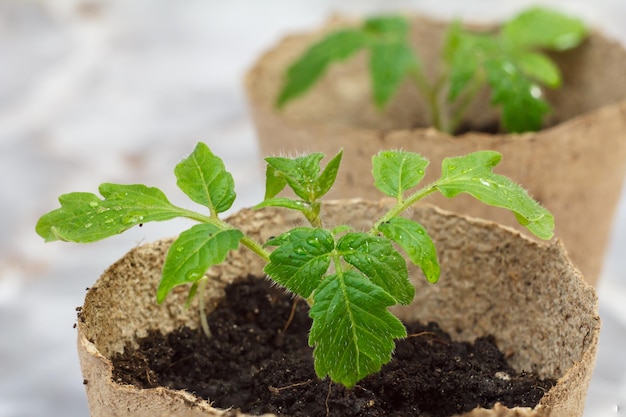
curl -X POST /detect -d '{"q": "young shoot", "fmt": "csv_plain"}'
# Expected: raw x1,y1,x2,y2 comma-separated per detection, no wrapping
276,7,587,134
36,142,554,387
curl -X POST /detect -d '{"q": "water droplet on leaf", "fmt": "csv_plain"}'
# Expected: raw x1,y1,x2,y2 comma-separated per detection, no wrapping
186,270,204,281
122,212,145,225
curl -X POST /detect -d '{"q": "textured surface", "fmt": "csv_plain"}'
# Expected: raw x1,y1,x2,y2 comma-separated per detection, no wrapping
1,1,625,417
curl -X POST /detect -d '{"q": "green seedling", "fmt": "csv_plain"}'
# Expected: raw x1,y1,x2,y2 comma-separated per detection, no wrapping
36,143,553,387
277,7,587,134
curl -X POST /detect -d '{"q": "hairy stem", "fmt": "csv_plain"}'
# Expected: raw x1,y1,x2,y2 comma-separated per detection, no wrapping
304,202,323,229
372,184,439,232
175,206,271,262
240,235,271,262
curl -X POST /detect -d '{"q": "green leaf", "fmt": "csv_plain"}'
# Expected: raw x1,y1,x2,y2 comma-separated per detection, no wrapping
378,217,440,283
315,150,343,198
331,224,353,236
516,52,562,88
444,23,475,101
361,16,419,108
363,15,409,38
442,20,464,64
309,270,407,387
277,29,368,108
264,228,335,298
35,184,182,243
444,9,584,133
254,197,310,212
158,224,244,303
337,232,413,304
502,7,587,51
435,151,555,240
445,32,496,101
265,152,341,203
265,153,324,201
174,142,235,215
264,164,288,200
369,42,419,108
372,150,429,200
484,58,550,132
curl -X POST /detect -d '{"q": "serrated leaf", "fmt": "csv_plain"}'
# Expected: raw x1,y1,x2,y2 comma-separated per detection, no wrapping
277,29,368,108
264,228,335,298
516,52,561,88
265,152,341,202
369,41,419,108
502,7,587,51
337,232,413,304
372,150,429,200
309,270,407,387
378,217,440,283
265,153,324,201
484,58,550,132
175,142,235,214
35,184,182,243
435,151,555,240
157,224,243,303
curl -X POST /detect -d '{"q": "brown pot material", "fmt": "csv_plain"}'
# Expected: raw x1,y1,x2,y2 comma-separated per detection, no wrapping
77,200,599,417
244,14,626,286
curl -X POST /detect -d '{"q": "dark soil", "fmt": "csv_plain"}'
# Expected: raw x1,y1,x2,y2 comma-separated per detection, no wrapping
112,277,555,417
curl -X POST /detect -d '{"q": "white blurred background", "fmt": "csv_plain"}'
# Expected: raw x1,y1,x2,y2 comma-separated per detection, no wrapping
0,1,624,416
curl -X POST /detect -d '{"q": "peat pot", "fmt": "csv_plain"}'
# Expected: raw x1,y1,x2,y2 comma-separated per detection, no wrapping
245,14,626,286
77,200,599,417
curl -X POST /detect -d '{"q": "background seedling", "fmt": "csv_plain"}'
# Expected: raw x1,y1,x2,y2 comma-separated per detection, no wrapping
277,7,587,134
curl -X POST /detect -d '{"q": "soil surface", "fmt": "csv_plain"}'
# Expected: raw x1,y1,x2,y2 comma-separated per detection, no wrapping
112,277,555,417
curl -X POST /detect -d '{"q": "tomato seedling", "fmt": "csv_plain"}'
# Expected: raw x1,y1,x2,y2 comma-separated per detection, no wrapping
37,143,553,387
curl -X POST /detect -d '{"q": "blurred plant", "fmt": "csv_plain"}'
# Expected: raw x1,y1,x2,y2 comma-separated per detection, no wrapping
277,7,587,134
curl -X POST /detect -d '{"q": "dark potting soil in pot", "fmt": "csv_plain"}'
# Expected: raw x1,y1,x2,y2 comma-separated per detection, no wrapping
112,277,555,417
